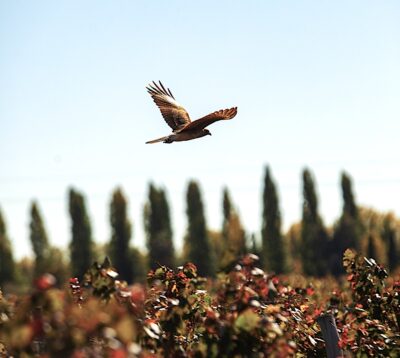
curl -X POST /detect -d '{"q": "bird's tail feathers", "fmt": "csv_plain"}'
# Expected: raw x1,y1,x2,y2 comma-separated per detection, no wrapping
145,135,169,144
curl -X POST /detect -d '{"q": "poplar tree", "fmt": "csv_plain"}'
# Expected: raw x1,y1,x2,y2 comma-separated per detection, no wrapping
301,169,328,276
109,187,133,283
261,166,286,273
382,213,399,271
0,207,15,286
184,181,214,277
29,201,50,276
219,187,246,269
144,183,175,270
69,188,93,279
367,234,377,261
331,172,362,275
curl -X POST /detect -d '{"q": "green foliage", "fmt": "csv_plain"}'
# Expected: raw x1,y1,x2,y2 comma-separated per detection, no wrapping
342,172,358,219
0,166,399,294
336,249,400,356
301,169,328,276
262,166,287,273
144,183,175,270
219,187,246,270
331,172,363,275
145,262,209,356
382,213,400,272
43,247,70,287
0,208,15,287
130,247,147,283
184,181,215,277
285,222,302,273
29,201,50,277
69,188,94,279
109,187,134,283
358,208,388,266
82,257,123,301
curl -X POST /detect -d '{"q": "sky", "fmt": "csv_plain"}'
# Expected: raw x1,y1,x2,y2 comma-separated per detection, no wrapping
1,1,399,259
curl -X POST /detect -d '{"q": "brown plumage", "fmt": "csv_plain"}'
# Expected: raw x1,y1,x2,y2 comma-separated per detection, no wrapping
146,81,237,144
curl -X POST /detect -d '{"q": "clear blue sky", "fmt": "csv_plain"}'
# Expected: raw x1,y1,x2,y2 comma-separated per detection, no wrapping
1,1,399,259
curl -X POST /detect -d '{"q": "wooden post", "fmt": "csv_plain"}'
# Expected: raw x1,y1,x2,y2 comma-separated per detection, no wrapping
316,314,344,358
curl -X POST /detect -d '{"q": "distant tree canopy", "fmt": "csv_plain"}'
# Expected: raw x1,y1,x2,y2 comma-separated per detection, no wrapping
301,169,328,276
0,207,15,286
144,183,175,270
285,222,302,273
217,187,246,270
261,166,286,274
29,201,51,277
1,167,399,286
382,213,399,272
69,188,93,279
331,172,362,275
358,208,388,267
184,180,215,277
109,187,134,283
28,201,70,285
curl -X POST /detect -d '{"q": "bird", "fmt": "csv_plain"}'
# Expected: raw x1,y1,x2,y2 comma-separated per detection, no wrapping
145,81,237,144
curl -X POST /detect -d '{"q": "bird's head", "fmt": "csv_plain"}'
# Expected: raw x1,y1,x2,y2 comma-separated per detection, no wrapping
204,129,212,136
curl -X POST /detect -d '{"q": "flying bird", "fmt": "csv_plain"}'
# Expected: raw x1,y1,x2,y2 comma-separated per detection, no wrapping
146,81,237,144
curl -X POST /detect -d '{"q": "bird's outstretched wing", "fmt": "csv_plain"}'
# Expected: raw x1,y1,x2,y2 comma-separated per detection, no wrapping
179,107,237,132
146,81,191,131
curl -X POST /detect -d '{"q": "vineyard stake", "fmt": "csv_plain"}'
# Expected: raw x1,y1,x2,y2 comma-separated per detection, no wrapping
317,314,344,358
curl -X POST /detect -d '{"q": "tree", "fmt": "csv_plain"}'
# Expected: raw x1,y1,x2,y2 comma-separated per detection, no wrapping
130,247,147,283
29,201,50,277
217,187,246,270
300,169,328,276
261,167,286,273
0,207,15,286
184,181,214,277
285,222,302,273
109,187,134,283
69,188,93,279
381,213,399,272
331,172,362,275
144,183,175,270
358,208,387,266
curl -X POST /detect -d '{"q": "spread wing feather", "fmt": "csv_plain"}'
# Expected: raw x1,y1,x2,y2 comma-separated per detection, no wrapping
146,81,191,131
180,107,237,132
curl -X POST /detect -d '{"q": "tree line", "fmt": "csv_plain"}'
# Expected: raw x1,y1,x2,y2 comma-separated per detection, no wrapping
1,167,399,290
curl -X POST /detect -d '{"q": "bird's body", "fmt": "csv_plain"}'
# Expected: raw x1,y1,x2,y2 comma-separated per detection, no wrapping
146,130,210,144
146,81,237,144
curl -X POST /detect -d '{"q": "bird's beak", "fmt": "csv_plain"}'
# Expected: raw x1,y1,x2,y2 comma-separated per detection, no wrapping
208,132,212,136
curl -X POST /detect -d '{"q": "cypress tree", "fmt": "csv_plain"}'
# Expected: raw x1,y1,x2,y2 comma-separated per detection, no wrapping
144,183,175,270
222,188,233,232
29,201,50,276
184,181,214,277
358,208,387,265
331,172,362,275
69,188,93,279
109,187,133,283
261,166,286,273
301,169,328,276
286,222,302,273
0,207,15,286
219,187,246,269
342,173,357,220
382,213,399,271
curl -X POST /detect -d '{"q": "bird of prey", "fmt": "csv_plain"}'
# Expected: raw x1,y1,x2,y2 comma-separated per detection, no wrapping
146,81,237,144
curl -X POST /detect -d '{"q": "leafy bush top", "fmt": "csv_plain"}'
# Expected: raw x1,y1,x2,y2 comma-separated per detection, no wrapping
0,250,399,357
